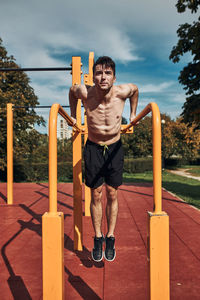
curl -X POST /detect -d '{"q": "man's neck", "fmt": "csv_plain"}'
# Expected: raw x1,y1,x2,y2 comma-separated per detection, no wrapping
95,86,114,103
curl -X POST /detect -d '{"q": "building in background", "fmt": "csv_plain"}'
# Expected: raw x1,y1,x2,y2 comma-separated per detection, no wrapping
57,115,72,140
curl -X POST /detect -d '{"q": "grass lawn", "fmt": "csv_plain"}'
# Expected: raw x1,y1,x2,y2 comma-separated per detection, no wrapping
123,170,200,209
179,165,200,177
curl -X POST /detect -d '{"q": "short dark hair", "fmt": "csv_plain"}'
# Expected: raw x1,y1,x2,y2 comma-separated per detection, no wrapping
93,56,116,76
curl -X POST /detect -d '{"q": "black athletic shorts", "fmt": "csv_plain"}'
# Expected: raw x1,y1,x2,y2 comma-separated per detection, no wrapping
84,139,124,189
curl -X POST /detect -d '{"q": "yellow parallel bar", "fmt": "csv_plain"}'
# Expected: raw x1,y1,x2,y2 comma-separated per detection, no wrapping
83,52,94,217
49,103,81,213
121,105,151,133
49,103,60,213
121,102,162,213
43,102,82,300
121,124,133,133
123,101,169,299
59,105,81,132
151,103,162,214
7,103,13,205
72,56,83,251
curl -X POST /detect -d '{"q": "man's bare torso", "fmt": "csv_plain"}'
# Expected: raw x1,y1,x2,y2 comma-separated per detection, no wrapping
82,85,126,145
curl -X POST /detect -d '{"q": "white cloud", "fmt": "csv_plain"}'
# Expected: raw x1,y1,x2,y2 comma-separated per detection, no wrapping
140,82,174,93
171,93,186,104
1,0,195,66
0,0,196,129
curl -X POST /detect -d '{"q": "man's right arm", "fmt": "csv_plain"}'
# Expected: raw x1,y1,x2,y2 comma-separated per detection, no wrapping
69,85,87,124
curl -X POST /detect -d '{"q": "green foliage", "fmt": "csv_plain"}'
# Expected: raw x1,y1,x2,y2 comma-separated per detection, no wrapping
176,0,200,13
0,161,73,182
162,116,200,160
122,114,200,161
121,116,152,157
0,135,73,182
0,38,45,170
164,157,193,168
169,1,200,128
123,157,153,173
57,138,72,162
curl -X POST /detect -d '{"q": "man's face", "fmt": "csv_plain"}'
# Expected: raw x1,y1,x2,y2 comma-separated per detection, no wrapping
93,64,116,91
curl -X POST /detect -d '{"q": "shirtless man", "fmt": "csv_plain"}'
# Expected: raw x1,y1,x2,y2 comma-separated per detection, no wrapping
69,56,138,262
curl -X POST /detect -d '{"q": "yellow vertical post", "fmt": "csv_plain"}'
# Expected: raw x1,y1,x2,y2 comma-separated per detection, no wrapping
7,103,13,205
147,102,170,300
72,56,83,251
151,102,162,214
42,212,64,300
83,52,94,216
42,103,64,300
148,212,170,300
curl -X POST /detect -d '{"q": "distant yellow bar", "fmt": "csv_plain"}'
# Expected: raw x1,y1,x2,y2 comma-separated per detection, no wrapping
7,103,13,205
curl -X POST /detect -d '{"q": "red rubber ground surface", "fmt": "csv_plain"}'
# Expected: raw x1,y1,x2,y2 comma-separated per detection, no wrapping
0,182,200,299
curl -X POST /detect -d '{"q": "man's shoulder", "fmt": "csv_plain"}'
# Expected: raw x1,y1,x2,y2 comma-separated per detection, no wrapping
72,84,94,100
115,83,138,91
114,83,137,98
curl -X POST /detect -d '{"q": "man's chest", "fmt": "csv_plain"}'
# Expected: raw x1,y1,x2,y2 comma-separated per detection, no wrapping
85,98,124,123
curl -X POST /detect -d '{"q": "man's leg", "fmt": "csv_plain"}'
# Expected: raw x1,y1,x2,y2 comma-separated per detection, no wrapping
105,184,118,237
90,185,103,238
90,185,104,262
104,184,118,261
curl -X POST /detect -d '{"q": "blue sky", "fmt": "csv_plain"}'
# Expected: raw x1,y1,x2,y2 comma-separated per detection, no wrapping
0,0,197,133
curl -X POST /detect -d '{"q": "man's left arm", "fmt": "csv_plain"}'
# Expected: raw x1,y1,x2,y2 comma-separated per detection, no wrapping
128,84,139,122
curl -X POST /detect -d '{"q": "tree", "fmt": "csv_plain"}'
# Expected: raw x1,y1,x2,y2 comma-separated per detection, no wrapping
121,116,152,157
169,0,200,128
121,113,200,160
0,38,45,171
162,114,200,160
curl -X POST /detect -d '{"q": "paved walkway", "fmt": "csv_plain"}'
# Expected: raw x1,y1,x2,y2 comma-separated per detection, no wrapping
0,182,200,299
168,168,200,181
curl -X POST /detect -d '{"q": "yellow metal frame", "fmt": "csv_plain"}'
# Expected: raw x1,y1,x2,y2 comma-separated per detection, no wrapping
43,56,83,300
43,103,82,300
48,104,81,213
122,102,162,213
71,56,83,251
122,102,170,300
6,53,169,300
